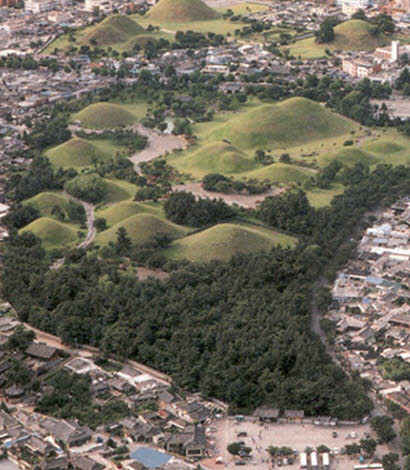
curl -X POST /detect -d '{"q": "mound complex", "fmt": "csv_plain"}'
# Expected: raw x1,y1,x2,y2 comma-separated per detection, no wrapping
246,163,315,183
148,0,220,22
83,14,145,46
96,201,158,226
73,103,137,129
319,148,379,167
212,97,355,151
167,223,296,262
96,213,188,245
21,217,78,249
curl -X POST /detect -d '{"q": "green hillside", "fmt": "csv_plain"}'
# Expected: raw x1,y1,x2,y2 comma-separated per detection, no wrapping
100,179,137,205
246,162,315,183
83,14,145,46
73,103,138,129
24,192,72,217
20,217,78,249
96,213,189,245
95,200,160,226
318,147,380,167
46,137,118,169
289,19,388,58
211,97,356,151
166,223,297,262
148,0,220,22
176,142,257,177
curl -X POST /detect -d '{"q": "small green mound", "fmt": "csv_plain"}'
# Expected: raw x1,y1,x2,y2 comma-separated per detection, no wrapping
319,148,379,167
96,213,188,246
364,141,404,154
73,103,137,129
212,97,355,150
20,217,78,249
167,223,296,262
24,192,71,217
83,14,145,46
101,179,136,205
96,200,158,225
180,142,257,176
246,163,315,183
149,0,220,22
46,138,111,168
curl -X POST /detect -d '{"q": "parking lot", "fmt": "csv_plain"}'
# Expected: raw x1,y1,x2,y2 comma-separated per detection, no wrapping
202,418,380,470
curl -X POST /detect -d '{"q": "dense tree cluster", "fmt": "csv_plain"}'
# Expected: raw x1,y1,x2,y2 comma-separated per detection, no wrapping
64,173,106,203
164,191,236,227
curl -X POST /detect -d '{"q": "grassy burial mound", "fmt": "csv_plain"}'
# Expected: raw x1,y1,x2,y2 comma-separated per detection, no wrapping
167,223,297,262
211,97,356,151
46,138,116,169
20,217,78,249
73,103,138,129
96,213,188,246
95,200,160,226
332,19,387,51
318,148,380,168
148,0,220,22
178,142,257,177
24,192,72,218
246,162,316,184
83,14,145,46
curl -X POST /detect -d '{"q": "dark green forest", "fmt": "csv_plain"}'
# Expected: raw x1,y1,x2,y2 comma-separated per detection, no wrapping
2,162,409,417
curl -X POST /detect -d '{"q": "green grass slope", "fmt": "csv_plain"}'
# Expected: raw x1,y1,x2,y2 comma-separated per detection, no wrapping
177,142,257,177
211,97,356,151
318,147,380,167
83,14,145,46
73,103,137,129
149,0,220,22
95,200,160,226
245,162,315,183
20,217,78,249
166,223,297,262
96,213,188,246
24,192,71,217
46,137,117,169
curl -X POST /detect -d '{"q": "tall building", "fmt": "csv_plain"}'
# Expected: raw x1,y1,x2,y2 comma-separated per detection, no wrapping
338,0,369,14
375,41,400,62
25,0,56,13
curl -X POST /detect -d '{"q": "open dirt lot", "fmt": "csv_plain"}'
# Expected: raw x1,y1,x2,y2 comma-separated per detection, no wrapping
202,418,383,470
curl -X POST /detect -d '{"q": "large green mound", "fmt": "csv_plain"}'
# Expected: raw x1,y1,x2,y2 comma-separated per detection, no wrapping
96,213,188,246
167,223,296,262
24,192,71,217
180,142,257,176
246,163,315,183
212,97,356,150
364,141,404,154
96,201,158,226
319,148,380,167
333,20,387,50
73,103,137,129
20,217,78,249
149,0,220,22
101,179,136,205
46,138,111,168
83,14,145,46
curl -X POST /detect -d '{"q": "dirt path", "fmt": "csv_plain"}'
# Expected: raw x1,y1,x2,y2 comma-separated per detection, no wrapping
173,183,286,209
68,123,186,174
50,193,96,270
129,125,186,174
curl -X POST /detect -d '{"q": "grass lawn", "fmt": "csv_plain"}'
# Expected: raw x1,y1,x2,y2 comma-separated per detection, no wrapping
306,185,344,208
361,130,410,167
216,2,269,14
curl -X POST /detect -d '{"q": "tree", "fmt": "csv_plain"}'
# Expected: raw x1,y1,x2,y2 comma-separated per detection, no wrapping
371,416,396,443
382,453,400,470
94,218,107,232
227,442,242,455
315,19,335,43
6,326,35,352
401,417,410,455
345,443,361,455
360,438,377,457
116,227,131,254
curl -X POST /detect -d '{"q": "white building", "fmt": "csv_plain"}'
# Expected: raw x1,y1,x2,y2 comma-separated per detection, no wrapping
25,0,56,13
338,0,369,14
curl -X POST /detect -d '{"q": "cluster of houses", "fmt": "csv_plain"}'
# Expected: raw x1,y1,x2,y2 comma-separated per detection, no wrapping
0,307,227,470
329,198,410,414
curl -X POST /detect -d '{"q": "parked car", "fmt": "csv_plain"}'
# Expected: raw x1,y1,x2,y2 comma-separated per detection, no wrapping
332,431,338,438
237,432,247,437
235,461,246,466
